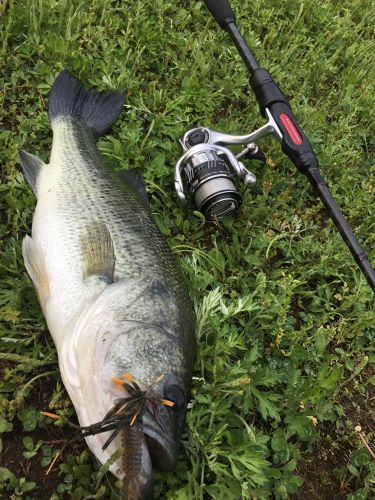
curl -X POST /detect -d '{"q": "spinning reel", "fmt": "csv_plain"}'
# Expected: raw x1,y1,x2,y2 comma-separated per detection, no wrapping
174,0,375,292
175,109,280,220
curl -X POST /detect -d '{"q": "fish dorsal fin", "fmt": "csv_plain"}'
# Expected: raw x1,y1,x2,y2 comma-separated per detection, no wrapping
120,168,149,209
19,150,46,195
22,235,50,307
80,222,116,283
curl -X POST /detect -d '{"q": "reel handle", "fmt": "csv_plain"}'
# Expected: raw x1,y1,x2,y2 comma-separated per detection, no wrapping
203,0,236,29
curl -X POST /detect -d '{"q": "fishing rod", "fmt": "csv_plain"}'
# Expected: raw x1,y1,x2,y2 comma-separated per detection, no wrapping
174,0,375,292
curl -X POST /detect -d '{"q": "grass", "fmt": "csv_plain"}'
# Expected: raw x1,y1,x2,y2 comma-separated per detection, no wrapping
0,0,374,498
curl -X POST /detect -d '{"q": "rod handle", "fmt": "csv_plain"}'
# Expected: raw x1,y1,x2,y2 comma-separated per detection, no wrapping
203,0,236,29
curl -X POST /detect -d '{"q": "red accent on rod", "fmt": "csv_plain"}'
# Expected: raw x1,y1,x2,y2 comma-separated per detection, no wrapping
280,113,303,145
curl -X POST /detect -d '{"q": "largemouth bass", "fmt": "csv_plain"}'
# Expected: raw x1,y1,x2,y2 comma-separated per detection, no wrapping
20,71,196,497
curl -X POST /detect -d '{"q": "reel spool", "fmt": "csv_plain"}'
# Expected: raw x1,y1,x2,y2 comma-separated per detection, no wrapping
178,142,243,220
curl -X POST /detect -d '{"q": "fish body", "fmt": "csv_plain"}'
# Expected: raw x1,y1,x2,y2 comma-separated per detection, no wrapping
21,71,196,495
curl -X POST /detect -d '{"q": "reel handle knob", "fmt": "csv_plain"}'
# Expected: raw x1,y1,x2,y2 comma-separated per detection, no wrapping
242,144,266,164
243,172,257,186
238,162,257,186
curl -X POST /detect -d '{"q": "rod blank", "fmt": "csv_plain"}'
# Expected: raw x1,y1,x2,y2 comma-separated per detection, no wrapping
307,168,375,291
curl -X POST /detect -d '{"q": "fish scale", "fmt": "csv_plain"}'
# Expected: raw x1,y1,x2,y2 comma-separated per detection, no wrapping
35,118,189,327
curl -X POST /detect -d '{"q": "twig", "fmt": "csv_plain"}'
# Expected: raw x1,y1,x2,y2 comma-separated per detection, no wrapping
43,439,66,445
354,425,375,461
46,441,68,475
18,370,57,395
46,449,62,475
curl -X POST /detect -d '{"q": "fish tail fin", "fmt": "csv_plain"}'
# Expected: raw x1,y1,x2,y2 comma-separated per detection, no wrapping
48,70,125,137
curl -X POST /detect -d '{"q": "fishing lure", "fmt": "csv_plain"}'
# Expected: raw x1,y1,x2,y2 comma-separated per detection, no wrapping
79,374,175,451
42,374,175,499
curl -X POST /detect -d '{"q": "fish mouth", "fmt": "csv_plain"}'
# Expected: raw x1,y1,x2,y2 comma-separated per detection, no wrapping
142,414,180,472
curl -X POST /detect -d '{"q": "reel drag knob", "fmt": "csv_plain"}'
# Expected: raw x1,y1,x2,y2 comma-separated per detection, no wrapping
185,128,209,147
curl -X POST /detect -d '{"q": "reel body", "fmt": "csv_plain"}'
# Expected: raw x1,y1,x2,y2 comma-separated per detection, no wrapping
175,109,280,220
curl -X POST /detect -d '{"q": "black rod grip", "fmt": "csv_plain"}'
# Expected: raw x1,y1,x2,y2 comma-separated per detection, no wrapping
307,167,375,292
251,68,318,171
203,0,236,29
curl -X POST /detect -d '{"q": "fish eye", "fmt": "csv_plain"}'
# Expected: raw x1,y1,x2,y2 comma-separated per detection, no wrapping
164,385,185,410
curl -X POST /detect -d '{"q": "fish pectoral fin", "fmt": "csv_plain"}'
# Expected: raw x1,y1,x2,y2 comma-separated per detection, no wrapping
22,235,50,306
80,222,116,283
120,168,149,209
19,150,47,196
